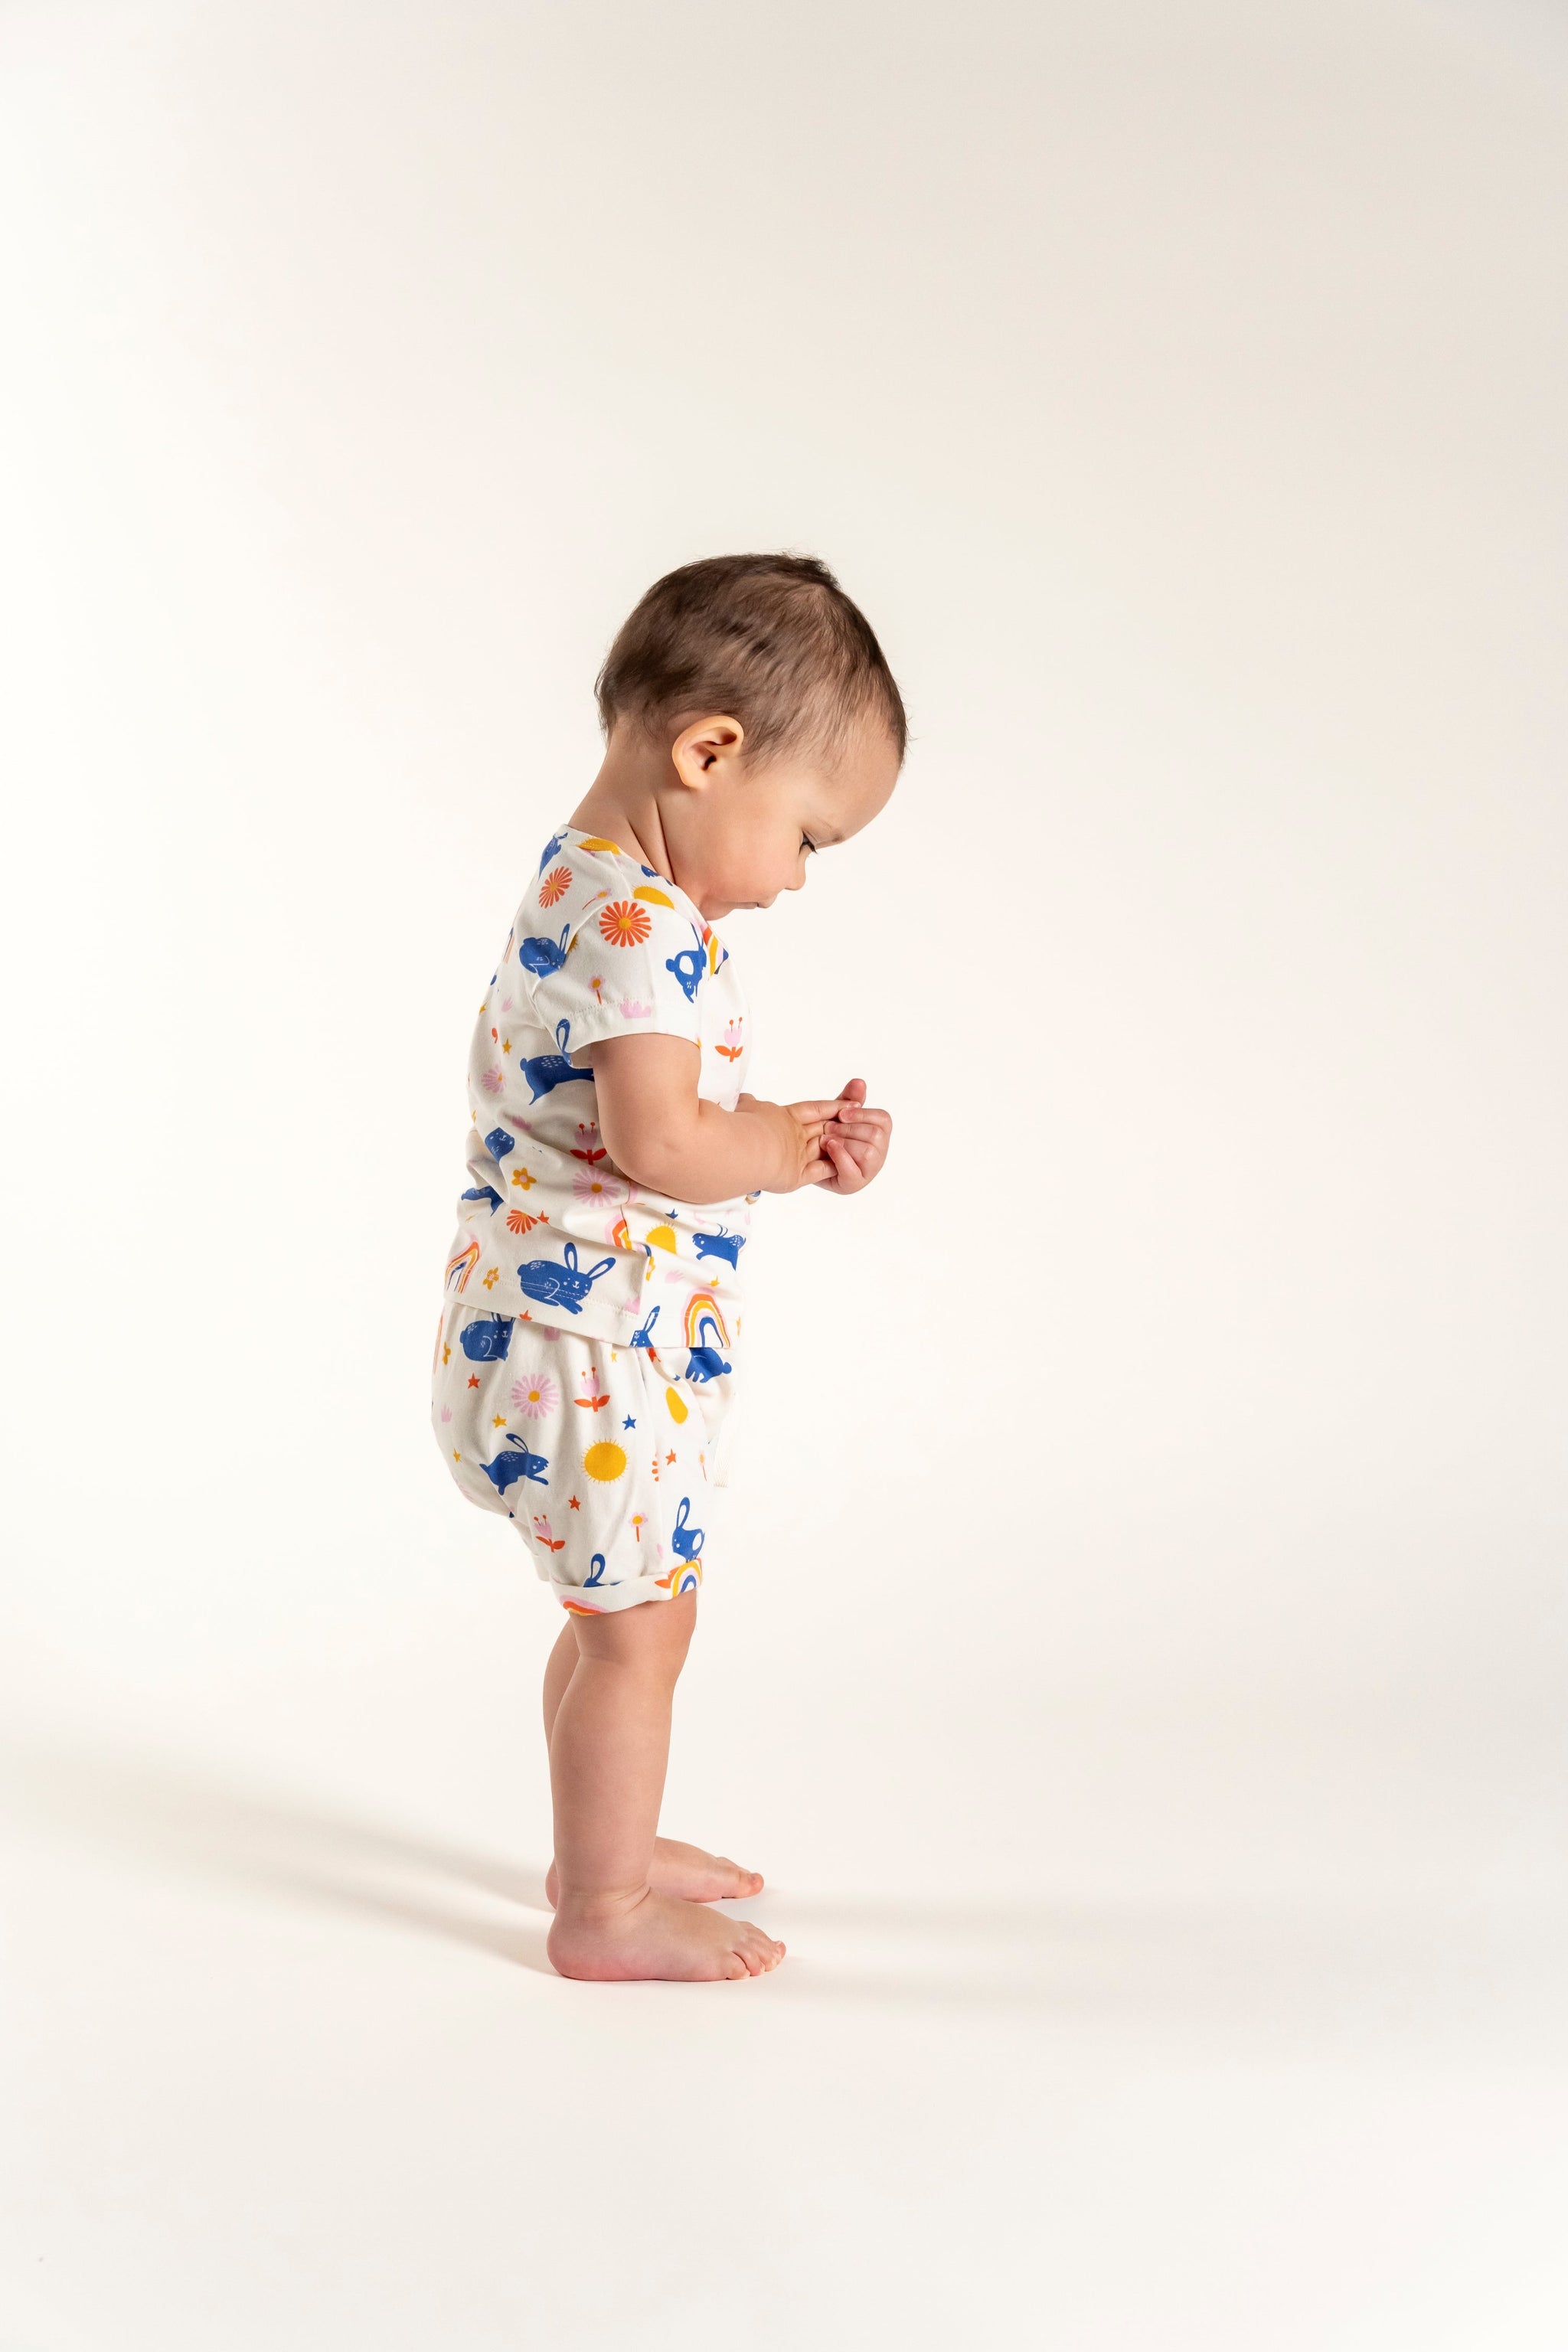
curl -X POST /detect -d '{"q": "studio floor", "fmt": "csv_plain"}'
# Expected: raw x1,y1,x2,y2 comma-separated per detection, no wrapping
3,1582,1564,2352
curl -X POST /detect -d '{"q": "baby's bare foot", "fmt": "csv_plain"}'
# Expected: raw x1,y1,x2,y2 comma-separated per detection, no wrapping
547,1887,785,1982
544,1837,763,1909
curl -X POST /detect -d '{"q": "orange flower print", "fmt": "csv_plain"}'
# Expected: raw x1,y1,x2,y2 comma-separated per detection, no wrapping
598,900,652,948
538,864,572,907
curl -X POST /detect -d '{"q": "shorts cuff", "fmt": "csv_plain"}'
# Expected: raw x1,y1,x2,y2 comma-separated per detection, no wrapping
550,1563,703,1614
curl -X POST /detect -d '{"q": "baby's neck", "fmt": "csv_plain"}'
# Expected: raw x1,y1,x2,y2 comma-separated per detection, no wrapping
570,735,675,884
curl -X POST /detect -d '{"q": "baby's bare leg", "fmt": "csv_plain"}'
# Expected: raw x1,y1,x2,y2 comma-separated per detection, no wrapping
541,1615,764,1907
544,1596,783,1982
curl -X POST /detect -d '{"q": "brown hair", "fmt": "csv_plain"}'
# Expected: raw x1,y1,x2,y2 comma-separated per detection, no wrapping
594,552,907,772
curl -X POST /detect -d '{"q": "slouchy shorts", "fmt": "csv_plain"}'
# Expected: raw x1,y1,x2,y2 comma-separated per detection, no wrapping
433,1296,736,1614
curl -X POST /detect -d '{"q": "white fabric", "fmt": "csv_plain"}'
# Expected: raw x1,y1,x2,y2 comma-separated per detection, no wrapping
432,1298,733,1612
439,824,755,1357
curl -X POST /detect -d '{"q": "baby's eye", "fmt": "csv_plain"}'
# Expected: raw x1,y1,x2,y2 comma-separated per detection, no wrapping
800,833,817,855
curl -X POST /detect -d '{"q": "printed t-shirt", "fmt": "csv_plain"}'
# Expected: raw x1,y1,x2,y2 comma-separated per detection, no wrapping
441,824,755,1357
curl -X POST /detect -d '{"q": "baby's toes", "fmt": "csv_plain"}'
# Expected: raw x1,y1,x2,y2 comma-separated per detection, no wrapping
737,1921,783,1971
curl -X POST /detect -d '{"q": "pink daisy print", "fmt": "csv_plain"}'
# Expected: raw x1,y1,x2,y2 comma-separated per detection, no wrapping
573,1168,627,1207
511,1371,560,1419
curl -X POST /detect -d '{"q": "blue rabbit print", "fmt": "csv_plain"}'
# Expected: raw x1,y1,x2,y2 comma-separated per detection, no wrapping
670,1496,705,1562
458,1312,514,1362
517,1241,616,1315
684,1312,731,1385
665,941,706,1002
630,1302,661,1349
691,1227,745,1269
518,922,571,976
482,1432,550,1495
519,1020,595,1103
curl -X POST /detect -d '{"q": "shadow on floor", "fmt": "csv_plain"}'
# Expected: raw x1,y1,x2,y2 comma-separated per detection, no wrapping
2,1722,1563,2046
0,1720,557,1974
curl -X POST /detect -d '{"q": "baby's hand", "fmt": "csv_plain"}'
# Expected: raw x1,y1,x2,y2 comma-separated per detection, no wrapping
737,1093,851,1193
815,1076,892,1195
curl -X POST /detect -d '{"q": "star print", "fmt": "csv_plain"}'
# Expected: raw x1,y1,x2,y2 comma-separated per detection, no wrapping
492,1415,507,1429
623,1415,636,1429
568,1495,582,1511
666,1449,676,1464
442,1345,451,1364
468,1375,480,1389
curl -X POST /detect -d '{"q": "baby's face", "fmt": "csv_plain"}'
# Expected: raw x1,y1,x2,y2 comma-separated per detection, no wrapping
667,718,901,921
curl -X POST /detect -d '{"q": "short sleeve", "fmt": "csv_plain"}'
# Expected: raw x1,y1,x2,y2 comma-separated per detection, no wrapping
521,874,710,1058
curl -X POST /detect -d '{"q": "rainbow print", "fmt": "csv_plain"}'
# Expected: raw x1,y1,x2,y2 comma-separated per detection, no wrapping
656,1559,704,1597
682,1289,729,1348
445,1237,481,1293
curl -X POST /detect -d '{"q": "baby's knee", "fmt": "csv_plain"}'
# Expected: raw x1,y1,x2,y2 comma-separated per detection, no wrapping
577,1589,696,1678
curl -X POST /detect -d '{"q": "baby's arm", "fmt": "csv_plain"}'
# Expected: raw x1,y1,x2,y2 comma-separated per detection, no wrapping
584,1034,848,1204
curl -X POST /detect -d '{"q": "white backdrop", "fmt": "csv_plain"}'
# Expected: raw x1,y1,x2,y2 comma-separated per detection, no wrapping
3,3,1566,2346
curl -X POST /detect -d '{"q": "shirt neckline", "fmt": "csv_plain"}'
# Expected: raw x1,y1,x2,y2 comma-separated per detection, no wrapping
554,822,714,941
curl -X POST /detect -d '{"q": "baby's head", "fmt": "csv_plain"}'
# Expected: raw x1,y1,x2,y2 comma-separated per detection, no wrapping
593,552,905,920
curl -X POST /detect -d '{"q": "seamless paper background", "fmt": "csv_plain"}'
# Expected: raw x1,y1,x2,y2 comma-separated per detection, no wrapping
2,2,1566,2346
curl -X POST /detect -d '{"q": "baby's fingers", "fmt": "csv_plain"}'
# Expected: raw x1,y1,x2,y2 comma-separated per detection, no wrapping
819,1129,868,1191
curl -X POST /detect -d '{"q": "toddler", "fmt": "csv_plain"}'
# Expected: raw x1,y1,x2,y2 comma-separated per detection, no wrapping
433,553,903,1980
